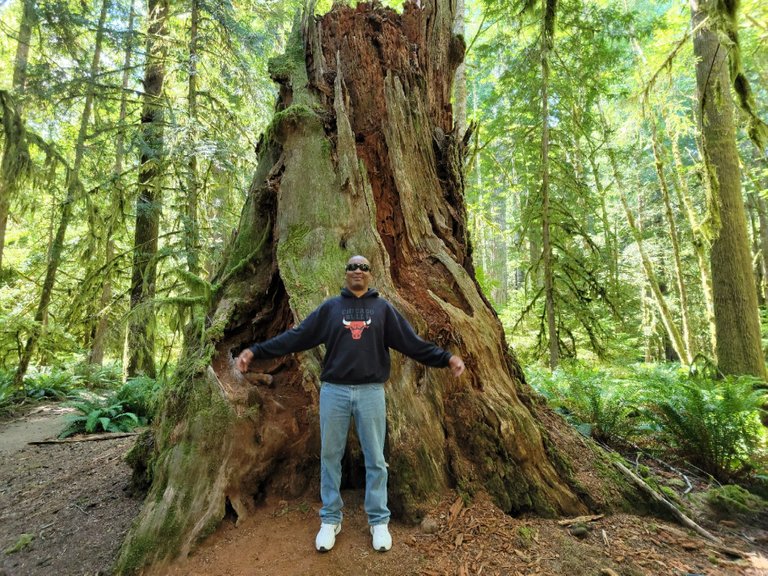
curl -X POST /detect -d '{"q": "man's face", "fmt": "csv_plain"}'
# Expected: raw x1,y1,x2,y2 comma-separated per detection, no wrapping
345,256,371,293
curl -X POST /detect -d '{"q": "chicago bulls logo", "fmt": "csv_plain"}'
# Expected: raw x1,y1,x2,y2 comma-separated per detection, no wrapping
343,318,371,339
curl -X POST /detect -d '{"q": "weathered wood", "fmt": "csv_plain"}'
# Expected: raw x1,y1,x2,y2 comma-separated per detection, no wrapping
30,432,139,444
613,461,719,543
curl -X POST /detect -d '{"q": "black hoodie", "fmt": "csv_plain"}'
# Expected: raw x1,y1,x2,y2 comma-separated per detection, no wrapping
248,287,452,384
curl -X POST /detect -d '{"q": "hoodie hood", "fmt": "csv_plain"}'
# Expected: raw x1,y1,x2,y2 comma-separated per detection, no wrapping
340,287,379,299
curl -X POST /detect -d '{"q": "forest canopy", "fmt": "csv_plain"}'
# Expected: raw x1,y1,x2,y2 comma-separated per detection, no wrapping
0,0,766,376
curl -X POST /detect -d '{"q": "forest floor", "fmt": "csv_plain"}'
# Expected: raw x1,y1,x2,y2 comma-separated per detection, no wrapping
1,404,768,576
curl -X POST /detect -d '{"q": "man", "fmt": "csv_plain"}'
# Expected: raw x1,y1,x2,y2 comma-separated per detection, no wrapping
237,255,465,553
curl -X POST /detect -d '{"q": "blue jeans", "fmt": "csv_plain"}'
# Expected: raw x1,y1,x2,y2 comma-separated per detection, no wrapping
319,382,390,526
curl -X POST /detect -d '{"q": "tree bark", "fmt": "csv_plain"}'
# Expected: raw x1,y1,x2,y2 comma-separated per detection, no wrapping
650,119,695,362
690,0,766,379
755,193,768,307
116,3,635,572
184,0,201,276
746,194,764,306
125,0,169,378
540,0,559,369
670,128,717,358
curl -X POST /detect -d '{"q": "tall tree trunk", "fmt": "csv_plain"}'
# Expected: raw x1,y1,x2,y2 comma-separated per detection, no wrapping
452,0,467,139
492,187,509,307
540,0,559,369
125,0,169,378
0,0,35,272
609,149,691,365
90,0,136,365
117,3,634,572
184,0,201,276
746,194,764,305
755,193,768,307
669,129,717,358
650,120,695,361
14,0,109,385
588,155,618,300
690,0,766,379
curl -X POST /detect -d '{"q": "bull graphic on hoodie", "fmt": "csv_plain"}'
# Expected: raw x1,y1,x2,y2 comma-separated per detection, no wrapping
342,318,371,339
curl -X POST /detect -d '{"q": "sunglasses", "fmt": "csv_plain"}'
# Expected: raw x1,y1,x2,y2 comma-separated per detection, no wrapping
346,263,371,272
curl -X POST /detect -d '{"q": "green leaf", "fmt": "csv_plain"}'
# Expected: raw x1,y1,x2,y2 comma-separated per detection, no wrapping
86,410,102,433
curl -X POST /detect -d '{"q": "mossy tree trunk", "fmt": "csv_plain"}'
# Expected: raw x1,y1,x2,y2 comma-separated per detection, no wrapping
650,119,695,362
116,2,634,573
690,0,767,380
125,0,169,378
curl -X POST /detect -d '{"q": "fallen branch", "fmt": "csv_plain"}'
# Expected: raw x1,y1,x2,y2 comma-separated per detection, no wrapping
613,460,720,543
557,514,604,526
29,432,138,445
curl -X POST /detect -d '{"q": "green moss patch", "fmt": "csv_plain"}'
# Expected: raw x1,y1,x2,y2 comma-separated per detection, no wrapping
705,484,768,520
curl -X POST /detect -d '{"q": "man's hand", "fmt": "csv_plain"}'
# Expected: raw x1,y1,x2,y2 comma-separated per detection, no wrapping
448,355,465,378
236,348,254,373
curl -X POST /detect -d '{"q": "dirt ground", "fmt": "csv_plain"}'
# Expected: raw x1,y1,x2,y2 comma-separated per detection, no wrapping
1,405,768,576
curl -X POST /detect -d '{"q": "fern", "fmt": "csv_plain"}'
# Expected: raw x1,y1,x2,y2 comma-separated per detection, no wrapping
24,368,82,400
527,364,641,442
59,394,147,438
73,362,122,390
643,375,766,481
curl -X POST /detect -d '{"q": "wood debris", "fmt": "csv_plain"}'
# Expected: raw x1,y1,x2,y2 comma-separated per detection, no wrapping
557,513,604,526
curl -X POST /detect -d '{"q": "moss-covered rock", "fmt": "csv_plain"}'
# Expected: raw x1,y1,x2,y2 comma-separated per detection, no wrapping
705,484,768,520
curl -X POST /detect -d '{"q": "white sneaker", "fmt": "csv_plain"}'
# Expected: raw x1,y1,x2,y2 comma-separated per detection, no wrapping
370,524,392,552
315,523,341,552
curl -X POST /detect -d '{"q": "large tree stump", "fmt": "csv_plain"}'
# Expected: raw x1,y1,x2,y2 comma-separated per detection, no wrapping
116,2,635,573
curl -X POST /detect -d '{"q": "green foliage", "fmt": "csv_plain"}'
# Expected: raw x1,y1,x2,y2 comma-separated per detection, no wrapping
528,363,641,442
72,362,122,389
0,360,126,415
0,369,16,414
642,375,766,482
529,363,768,483
23,368,81,401
0,0,302,379
60,397,142,438
115,375,162,420
59,376,161,438
3,533,34,555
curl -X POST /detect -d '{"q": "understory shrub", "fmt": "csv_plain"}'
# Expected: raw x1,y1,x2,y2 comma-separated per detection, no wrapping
59,376,161,438
642,375,766,482
528,363,767,483
72,362,122,389
527,364,641,442
0,369,15,414
23,367,82,401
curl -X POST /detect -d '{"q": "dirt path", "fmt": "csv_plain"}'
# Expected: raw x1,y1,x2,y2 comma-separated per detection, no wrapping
0,405,71,456
1,406,767,575
0,405,143,576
